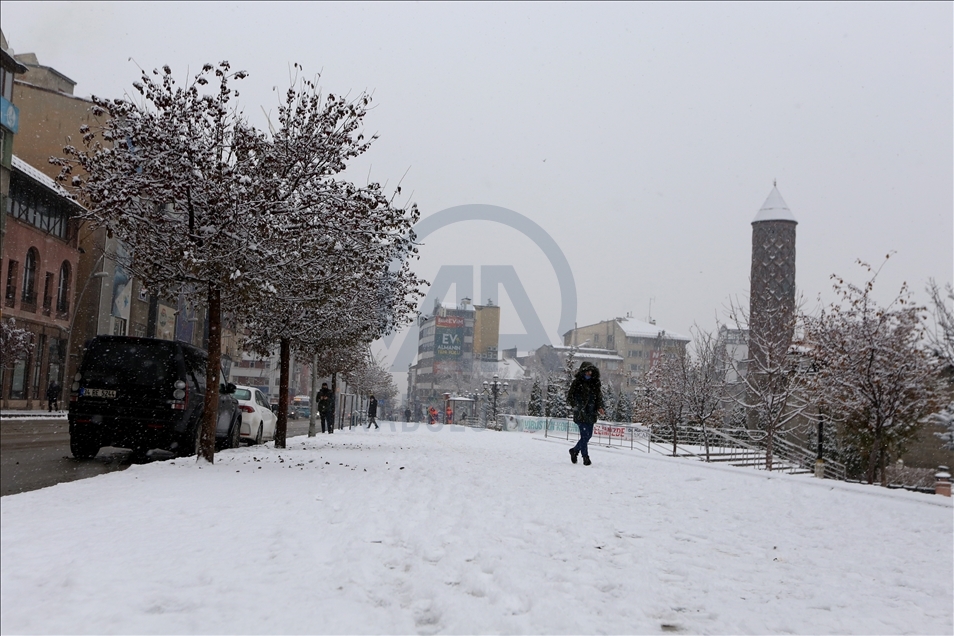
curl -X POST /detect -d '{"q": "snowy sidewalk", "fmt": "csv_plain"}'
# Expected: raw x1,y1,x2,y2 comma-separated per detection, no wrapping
1,423,951,635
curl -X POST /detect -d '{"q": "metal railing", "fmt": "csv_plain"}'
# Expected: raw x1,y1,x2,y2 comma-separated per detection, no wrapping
533,414,846,480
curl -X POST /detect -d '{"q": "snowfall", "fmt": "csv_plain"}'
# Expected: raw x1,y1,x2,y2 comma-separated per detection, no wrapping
1,422,952,635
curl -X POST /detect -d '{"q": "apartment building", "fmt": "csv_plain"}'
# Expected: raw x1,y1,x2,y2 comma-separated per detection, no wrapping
562,314,689,385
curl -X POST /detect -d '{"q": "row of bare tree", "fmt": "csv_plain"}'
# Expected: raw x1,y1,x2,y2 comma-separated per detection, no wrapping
53,62,424,461
635,261,952,486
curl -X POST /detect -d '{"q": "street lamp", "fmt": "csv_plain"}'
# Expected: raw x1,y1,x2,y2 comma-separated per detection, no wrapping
482,373,509,425
64,255,108,384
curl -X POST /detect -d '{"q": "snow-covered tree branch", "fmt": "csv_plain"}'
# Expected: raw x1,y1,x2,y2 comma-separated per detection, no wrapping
804,260,943,484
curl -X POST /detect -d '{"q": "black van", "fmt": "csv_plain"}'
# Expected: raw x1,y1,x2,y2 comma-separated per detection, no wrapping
68,336,241,459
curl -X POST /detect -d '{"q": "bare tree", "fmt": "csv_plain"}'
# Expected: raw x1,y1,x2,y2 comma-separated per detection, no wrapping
232,72,423,447
683,327,727,461
804,260,943,485
635,347,687,456
1,318,33,370
726,300,812,471
346,352,398,402
56,63,272,463
926,280,954,450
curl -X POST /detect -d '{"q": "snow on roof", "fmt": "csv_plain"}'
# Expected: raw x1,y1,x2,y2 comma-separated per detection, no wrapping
11,155,80,204
494,358,526,380
616,316,689,342
552,346,624,362
752,186,797,224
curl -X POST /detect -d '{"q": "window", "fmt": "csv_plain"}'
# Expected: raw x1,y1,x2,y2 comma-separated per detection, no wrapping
111,317,127,336
1,64,13,101
56,261,71,315
32,334,45,399
5,260,18,308
43,272,54,315
48,338,62,389
21,248,38,308
10,356,28,399
8,173,74,241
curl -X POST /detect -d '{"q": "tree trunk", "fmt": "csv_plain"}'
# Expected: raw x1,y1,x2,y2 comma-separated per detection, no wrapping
275,337,290,449
702,422,711,462
878,446,888,488
308,353,317,437
330,372,337,433
199,283,221,463
671,426,677,457
765,427,774,472
866,434,881,485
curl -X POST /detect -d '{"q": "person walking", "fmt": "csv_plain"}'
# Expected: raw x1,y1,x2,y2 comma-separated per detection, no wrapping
566,362,605,466
404,407,411,423
46,380,61,412
367,394,379,429
316,382,333,434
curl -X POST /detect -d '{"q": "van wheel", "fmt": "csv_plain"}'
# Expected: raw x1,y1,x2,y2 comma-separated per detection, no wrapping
70,434,100,459
254,423,263,445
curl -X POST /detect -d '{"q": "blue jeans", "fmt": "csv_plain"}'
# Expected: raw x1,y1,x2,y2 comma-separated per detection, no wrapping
572,422,594,458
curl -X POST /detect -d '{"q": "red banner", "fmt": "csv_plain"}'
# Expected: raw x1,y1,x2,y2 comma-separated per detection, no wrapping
435,315,464,328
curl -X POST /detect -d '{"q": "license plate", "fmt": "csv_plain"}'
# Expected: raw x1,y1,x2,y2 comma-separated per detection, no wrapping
85,388,117,398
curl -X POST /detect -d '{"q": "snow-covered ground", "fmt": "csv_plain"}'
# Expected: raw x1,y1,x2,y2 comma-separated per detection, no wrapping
2,423,951,635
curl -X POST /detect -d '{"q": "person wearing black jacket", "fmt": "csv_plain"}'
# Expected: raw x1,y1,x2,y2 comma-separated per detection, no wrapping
316,383,333,434
566,362,605,465
367,394,379,429
46,381,61,412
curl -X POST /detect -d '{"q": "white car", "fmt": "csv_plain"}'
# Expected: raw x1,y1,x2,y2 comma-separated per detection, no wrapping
235,386,277,445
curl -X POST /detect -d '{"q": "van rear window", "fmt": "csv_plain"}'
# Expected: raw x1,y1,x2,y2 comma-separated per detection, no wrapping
82,341,177,387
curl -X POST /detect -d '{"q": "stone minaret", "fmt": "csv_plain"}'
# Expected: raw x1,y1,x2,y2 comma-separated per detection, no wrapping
749,185,798,370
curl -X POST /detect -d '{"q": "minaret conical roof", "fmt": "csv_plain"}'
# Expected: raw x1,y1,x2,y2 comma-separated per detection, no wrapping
752,186,797,223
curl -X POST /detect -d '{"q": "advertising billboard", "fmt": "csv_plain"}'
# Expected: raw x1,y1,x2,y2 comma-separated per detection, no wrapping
433,315,464,374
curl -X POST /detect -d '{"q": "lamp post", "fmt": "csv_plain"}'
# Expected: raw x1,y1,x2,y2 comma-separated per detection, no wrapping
482,373,509,425
64,255,108,386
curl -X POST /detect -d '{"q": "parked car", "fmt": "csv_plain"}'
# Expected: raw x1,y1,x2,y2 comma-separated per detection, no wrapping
68,336,241,459
291,395,311,419
234,385,277,444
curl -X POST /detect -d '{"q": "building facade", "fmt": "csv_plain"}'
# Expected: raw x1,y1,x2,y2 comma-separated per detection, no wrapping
1,155,82,407
408,299,476,409
562,314,690,386
472,300,500,361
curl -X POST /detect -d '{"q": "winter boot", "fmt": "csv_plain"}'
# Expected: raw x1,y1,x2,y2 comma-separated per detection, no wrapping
569,448,578,464
583,455,592,466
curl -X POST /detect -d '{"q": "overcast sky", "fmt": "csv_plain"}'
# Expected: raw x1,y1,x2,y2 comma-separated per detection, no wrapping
3,2,951,367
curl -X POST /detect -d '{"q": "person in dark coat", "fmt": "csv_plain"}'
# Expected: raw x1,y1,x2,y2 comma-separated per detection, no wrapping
367,394,379,429
46,381,61,412
566,362,605,466
404,407,411,423
316,382,333,434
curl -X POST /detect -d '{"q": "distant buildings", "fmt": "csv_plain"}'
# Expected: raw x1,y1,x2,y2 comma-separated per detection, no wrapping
409,298,478,407
561,314,690,386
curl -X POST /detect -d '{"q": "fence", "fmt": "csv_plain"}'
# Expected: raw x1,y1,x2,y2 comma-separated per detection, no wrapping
498,414,847,480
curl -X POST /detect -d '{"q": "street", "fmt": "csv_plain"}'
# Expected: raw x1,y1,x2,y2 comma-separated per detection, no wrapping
0,415,316,497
